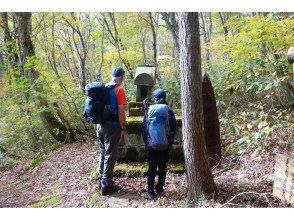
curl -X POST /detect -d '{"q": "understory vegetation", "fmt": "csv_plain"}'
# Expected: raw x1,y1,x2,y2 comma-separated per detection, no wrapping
0,12,293,207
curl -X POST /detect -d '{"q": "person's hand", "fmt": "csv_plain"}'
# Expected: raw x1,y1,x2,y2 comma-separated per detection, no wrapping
118,129,125,146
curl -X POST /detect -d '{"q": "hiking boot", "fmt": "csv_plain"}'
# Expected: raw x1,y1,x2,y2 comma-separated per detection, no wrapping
155,186,164,197
156,189,165,197
146,190,156,200
100,184,120,196
97,177,115,191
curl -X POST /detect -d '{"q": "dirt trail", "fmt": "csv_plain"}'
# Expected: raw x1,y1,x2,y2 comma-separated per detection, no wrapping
0,140,186,207
0,138,291,207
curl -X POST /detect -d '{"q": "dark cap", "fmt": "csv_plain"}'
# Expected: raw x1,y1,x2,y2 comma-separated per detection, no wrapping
112,67,125,77
152,88,166,100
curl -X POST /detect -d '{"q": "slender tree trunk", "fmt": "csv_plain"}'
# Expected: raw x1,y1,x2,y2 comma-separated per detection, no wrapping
148,12,157,67
199,12,212,65
219,12,228,35
97,26,105,79
178,12,216,202
15,12,75,143
62,13,88,91
50,13,87,132
108,13,133,78
139,24,147,64
159,12,179,57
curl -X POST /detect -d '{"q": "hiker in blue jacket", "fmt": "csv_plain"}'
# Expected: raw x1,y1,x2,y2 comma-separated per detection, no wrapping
142,88,177,200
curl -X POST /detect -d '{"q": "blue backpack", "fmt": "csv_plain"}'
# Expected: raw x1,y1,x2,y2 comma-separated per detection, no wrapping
83,81,117,124
146,104,170,150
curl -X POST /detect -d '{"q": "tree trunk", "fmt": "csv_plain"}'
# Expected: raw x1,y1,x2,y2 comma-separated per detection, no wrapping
219,12,229,35
148,13,157,67
97,26,105,79
62,13,88,91
160,12,179,57
139,23,147,64
0,12,19,73
15,12,76,143
178,12,216,202
108,13,133,79
199,12,212,66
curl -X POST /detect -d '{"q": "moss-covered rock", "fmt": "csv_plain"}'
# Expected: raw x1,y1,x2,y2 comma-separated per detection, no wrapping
125,116,143,134
113,163,184,177
114,163,148,177
125,115,182,134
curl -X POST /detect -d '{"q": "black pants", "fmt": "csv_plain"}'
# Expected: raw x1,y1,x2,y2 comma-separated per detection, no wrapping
147,147,170,192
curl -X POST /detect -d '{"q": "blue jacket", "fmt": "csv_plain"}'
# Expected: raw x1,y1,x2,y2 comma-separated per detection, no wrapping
142,105,177,146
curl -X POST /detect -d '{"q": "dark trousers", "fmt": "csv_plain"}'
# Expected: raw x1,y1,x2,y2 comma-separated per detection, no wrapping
97,124,121,188
147,147,170,192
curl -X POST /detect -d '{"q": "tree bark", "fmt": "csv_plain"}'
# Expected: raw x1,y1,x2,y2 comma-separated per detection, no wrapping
15,12,76,143
178,12,216,202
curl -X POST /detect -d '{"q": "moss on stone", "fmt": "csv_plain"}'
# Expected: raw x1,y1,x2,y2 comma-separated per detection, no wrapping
114,162,185,177
27,196,61,208
125,115,182,134
169,163,185,174
125,116,143,134
114,163,148,177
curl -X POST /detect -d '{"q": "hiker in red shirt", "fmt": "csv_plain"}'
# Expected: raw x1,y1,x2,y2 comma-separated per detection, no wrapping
97,67,127,195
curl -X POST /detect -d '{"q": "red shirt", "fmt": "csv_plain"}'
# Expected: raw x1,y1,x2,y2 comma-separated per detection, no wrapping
114,86,127,105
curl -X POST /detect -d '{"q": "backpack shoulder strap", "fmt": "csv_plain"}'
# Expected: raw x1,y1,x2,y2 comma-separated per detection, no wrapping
105,81,117,89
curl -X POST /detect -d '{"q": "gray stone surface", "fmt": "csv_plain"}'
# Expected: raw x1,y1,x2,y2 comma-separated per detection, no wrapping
118,127,184,163
134,66,156,86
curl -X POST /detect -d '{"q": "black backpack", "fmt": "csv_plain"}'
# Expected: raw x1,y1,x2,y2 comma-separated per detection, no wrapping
83,81,108,124
83,81,119,124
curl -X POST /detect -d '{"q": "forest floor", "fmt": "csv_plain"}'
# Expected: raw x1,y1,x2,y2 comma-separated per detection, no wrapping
0,131,293,208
